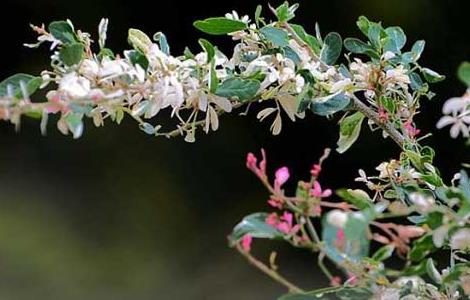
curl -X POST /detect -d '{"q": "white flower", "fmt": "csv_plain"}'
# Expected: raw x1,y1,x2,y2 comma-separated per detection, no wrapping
99,58,129,79
225,10,250,24
385,65,410,85
79,59,100,79
437,114,470,138
376,162,392,178
408,192,435,214
381,51,396,61
442,94,470,115
295,75,305,93
326,209,348,228
59,73,91,98
330,78,352,94
450,228,470,251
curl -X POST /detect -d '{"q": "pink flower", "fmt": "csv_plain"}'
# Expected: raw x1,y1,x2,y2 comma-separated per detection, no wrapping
266,213,278,226
246,149,267,178
378,107,389,122
330,276,342,287
241,234,253,252
404,120,421,138
274,166,290,190
310,181,332,198
281,211,293,225
310,164,321,177
267,198,283,209
311,205,322,217
266,212,300,235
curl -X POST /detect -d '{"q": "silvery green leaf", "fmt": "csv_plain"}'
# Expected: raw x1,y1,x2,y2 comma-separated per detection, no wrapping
193,17,247,35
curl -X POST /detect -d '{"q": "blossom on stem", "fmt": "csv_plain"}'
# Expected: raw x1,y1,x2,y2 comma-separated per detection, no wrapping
310,164,321,178
241,234,253,252
404,120,421,138
265,212,300,235
310,181,332,198
274,166,290,190
267,198,283,209
246,149,267,178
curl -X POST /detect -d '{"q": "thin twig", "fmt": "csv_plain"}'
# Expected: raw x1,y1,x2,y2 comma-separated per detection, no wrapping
235,244,305,294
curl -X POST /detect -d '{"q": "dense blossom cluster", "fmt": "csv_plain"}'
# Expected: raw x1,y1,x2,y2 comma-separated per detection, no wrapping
0,2,469,299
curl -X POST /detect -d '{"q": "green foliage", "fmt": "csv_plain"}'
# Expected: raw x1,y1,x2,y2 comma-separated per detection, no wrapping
0,73,42,98
215,78,260,101
336,112,365,153
228,213,284,244
260,26,289,47
59,43,85,66
336,188,373,209
457,61,470,87
48,20,77,44
275,2,298,22
421,67,445,83
198,38,216,63
193,17,247,35
383,26,406,53
153,32,170,55
320,32,342,65
310,93,350,116
128,28,153,53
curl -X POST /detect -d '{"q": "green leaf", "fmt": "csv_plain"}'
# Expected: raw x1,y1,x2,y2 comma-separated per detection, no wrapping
356,16,371,36
290,24,321,54
336,288,373,300
409,234,436,262
198,38,215,63
128,28,153,54
336,112,365,153
228,213,284,244
343,38,379,59
372,244,395,261
209,61,218,93
98,48,115,60
367,23,382,49
125,50,149,70
320,32,342,65
260,26,289,47
421,67,445,83
64,112,84,139
275,2,297,22
322,211,369,264
459,170,470,201
426,258,442,283
194,17,247,35
48,21,77,44
255,5,263,27
139,122,156,135
411,40,425,61
336,188,372,209
153,32,170,55
283,46,301,65
59,43,84,66
409,72,426,92
215,78,260,101
0,73,42,98
457,61,470,87
310,93,350,116
279,287,372,300
383,26,406,53
278,286,343,300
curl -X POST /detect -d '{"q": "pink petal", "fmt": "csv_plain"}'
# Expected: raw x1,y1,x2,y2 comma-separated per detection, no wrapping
241,235,253,252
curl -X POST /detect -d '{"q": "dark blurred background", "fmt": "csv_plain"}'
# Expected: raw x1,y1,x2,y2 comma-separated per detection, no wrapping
0,0,468,299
